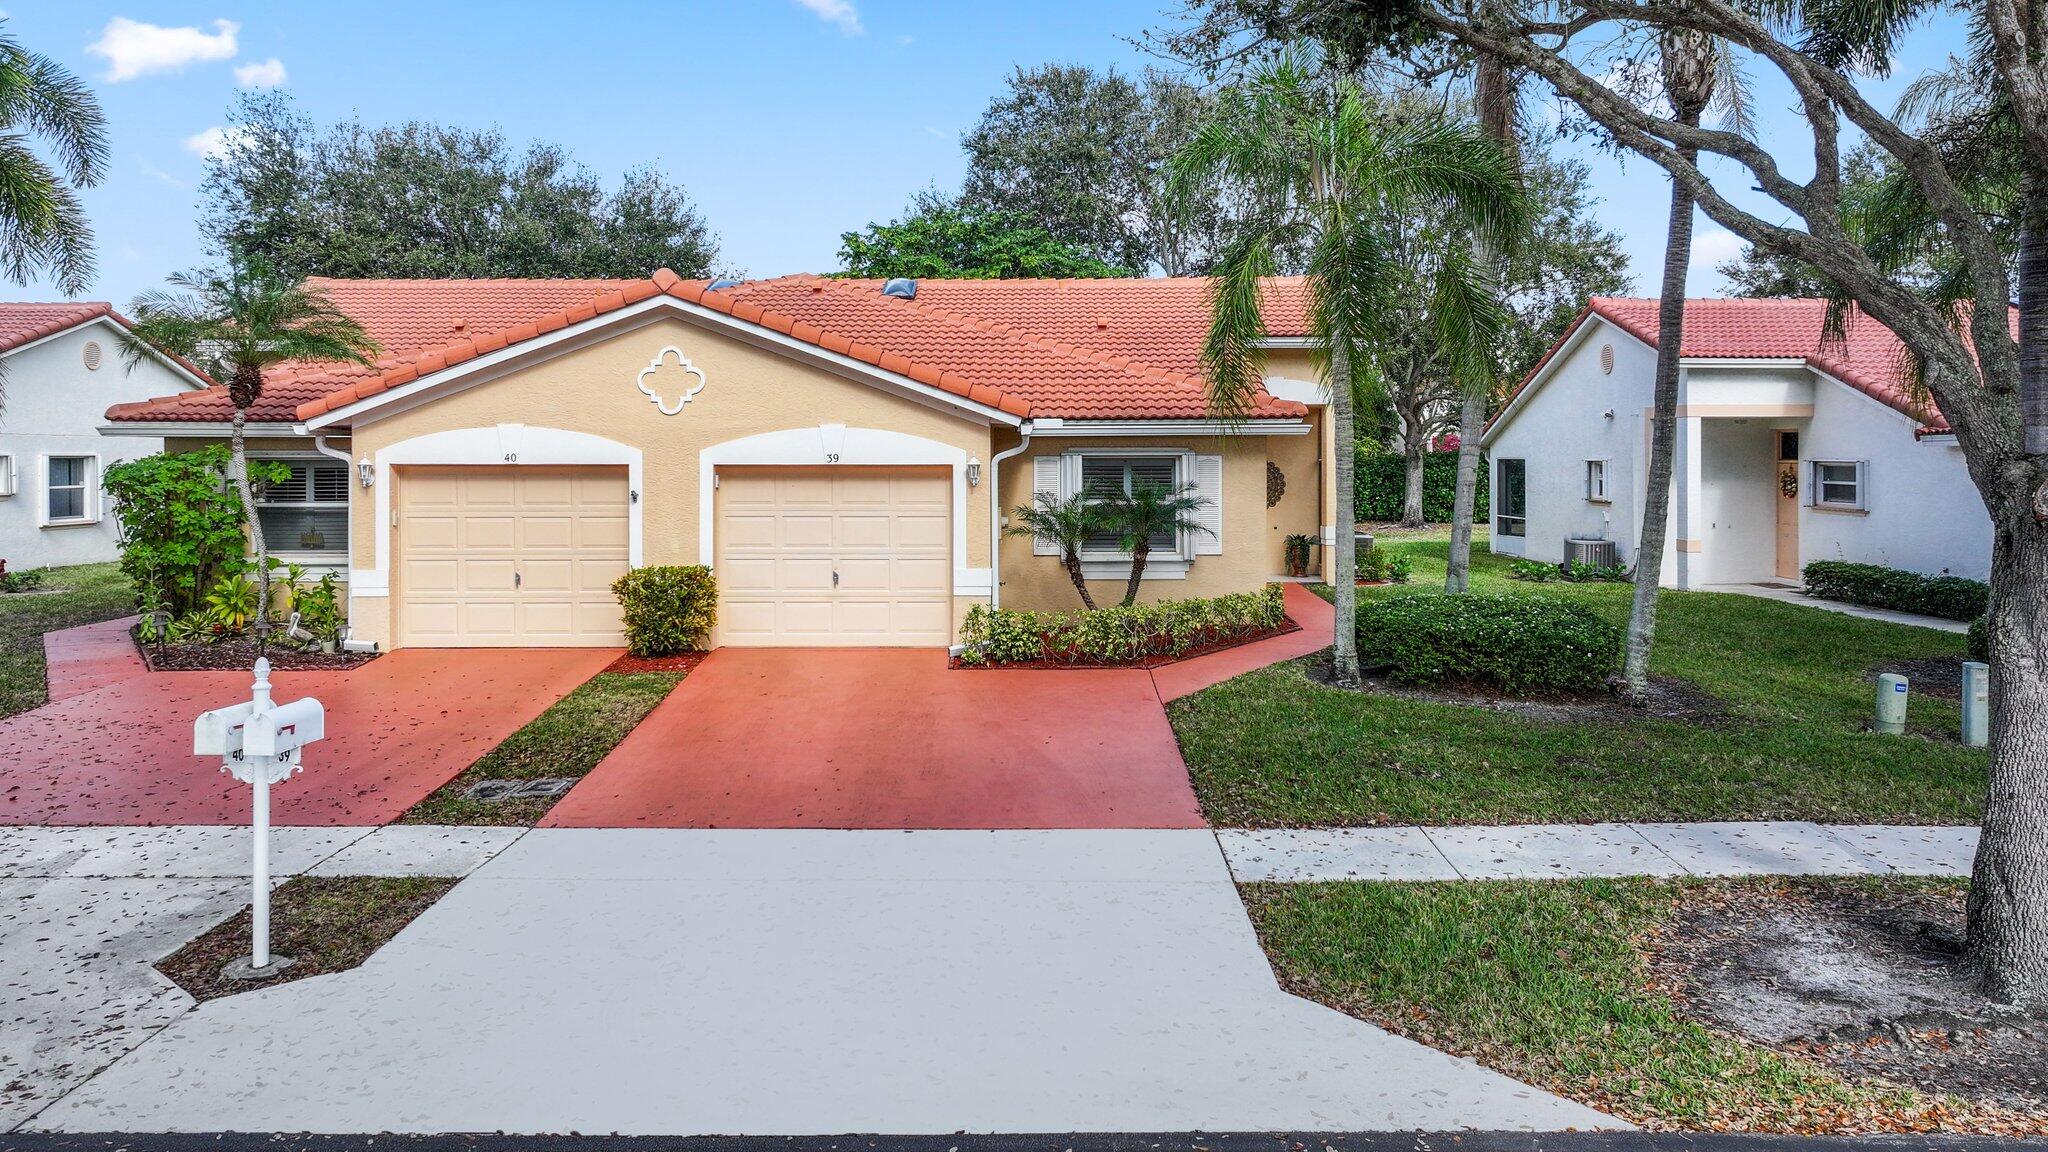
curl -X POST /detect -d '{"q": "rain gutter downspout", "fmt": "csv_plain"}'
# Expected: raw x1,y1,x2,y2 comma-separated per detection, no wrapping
987,420,1033,610
305,428,379,653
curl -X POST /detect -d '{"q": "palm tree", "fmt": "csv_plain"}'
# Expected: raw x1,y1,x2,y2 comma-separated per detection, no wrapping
1006,491,1110,609
119,260,380,643
1620,30,1748,701
1172,46,1526,685
1099,481,1212,606
0,21,109,407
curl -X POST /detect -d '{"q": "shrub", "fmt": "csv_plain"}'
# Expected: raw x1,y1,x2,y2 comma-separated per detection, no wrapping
1509,559,1559,583
1968,615,1989,663
103,447,288,617
958,584,1287,666
1384,552,1414,585
0,566,47,593
1802,560,1988,622
1562,561,1629,583
611,565,717,656
1355,594,1621,695
1353,448,1487,523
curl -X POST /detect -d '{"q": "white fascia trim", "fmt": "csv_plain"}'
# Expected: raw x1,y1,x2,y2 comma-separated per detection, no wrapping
304,295,1021,432
1080,558,1189,580
1262,376,1328,406
1034,419,1310,437
97,421,305,437
1253,337,1317,350
1805,364,1934,432
1482,314,1621,448
356,424,643,599
7,316,213,390
698,425,987,597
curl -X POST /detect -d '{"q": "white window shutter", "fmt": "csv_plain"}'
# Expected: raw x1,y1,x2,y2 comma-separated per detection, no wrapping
1193,454,1224,555
1031,455,1063,555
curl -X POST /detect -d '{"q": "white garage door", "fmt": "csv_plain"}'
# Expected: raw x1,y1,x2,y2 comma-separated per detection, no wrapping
716,466,951,647
395,465,630,647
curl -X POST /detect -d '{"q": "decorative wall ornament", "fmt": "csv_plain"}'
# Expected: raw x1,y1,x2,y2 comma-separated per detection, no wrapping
636,346,708,416
1780,468,1800,499
1266,460,1287,508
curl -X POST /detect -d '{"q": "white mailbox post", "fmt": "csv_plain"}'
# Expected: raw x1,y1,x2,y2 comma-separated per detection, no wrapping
193,657,325,975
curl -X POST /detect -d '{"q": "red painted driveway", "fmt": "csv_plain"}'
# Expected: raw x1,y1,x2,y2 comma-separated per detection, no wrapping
543,648,1206,829
0,646,618,826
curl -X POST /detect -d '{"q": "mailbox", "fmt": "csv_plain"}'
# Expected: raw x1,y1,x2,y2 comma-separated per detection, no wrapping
193,701,256,757
246,697,325,759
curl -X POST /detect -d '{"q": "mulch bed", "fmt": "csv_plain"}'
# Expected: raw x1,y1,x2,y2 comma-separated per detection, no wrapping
604,650,708,674
1304,657,1728,726
157,876,457,1002
950,616,1301,671
1646,879,2048,1118
1869,656,1968,701
134,625,377,672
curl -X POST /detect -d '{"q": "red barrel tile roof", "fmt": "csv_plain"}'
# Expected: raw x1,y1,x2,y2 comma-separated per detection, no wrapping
0,302,120,353
107,272,1315,426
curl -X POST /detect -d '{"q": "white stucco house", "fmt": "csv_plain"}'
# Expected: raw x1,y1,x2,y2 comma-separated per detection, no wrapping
1482,296,1993,587
0,303,211,571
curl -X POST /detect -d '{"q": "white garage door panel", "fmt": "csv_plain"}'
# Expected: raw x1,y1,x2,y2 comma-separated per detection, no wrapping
717,466,951,647
396,466,629,648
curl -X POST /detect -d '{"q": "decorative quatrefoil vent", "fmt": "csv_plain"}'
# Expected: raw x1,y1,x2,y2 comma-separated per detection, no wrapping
636,346,708,416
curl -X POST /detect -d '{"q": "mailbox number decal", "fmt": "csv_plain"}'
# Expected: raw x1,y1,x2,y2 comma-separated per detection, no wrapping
825,453,840,464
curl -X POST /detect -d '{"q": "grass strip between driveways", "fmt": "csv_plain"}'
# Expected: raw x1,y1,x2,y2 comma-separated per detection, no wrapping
158,876,457,1002
1170,543,1983,826
0,562,134,720
1244,877,2036,1135
398,670,684,826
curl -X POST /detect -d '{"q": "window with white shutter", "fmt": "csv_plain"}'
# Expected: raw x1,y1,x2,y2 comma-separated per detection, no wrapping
1080,455,1181,555
1030,455,1063,555
254,459,350,557
1192,454,1224,555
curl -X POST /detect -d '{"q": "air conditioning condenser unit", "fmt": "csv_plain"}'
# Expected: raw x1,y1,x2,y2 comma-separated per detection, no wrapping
1564,537,1621,568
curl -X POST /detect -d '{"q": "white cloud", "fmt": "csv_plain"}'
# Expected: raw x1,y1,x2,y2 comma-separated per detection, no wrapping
792,0,862,36
234,57,287,88
138,160,184,188
183,125,246,160
88,17,239,82
1598,58,1672,119
1689,228,1747,280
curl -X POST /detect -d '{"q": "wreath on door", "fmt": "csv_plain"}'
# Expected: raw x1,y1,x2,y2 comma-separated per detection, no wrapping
1779,469,1800,499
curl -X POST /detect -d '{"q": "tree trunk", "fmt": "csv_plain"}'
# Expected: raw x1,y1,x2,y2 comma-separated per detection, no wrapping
1122,542,1150,608
1621,138,1700,700
1966,188,2048,1009
1401,431,1427,529
227,408,272,648
1330,338,1361,686
1061,548,1099,611
1447,49,1513,595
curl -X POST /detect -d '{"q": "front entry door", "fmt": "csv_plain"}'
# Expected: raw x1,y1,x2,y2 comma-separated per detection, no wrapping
1774,430,1801,580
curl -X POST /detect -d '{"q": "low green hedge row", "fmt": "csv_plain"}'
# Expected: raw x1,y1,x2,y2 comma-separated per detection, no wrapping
611,565,717,656
1355,593,1621,696
958,585,1288,666
1801,560,1988,622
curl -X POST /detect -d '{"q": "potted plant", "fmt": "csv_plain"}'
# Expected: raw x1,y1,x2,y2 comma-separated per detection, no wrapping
1283,533,1315,578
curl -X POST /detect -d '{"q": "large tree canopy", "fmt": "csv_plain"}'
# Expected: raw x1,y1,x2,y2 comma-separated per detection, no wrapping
962,64,1249,275
836,191,1132,279
200,92,723,280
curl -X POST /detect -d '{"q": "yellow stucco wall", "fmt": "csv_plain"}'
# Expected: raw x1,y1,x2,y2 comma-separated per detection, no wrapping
1264,411,1323,575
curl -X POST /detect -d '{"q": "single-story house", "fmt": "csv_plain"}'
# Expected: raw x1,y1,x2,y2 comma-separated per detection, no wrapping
104,271,1337,650
0,303,211,569
1482,296,1993,587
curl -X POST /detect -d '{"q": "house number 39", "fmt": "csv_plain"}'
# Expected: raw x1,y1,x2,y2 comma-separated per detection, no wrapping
824,453,840,464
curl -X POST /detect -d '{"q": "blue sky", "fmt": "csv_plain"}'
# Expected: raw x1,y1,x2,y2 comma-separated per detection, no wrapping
6,2,1970,308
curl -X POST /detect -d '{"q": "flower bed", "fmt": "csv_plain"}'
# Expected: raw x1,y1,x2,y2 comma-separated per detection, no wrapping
604,650,708,674
134,626,376,672
956,585,1292,669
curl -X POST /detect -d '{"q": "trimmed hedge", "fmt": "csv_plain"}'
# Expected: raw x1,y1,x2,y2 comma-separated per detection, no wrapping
1968,616,1989,663
1355,594,1621,695
1802,560,1988,622
958,585,1287,666
611,565,717,656
1354,448,1487,524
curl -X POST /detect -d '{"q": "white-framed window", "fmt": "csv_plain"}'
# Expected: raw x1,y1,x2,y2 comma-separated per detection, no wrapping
253,457,350,557
1585,459,1609,502
1079,454,1183,556
1810,459,1866,511
1496,458,1527,537
0,454,14,497
42,455,96,525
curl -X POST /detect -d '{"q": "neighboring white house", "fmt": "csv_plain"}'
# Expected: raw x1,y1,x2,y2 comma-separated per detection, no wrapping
0,303,211,571
1483,296,1993,587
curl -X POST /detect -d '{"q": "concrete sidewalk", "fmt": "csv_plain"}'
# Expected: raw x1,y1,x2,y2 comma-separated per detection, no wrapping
26,829,1614,1135
1220,822,1978,882
1703,582,1972,634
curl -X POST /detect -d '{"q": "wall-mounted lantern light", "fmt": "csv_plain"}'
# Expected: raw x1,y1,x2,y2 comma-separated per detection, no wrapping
967,457,983,488
357,457,375,488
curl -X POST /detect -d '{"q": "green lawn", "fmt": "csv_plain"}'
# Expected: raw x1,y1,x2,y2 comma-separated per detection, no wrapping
400,670,684,825
0,562,135,719
1172,544,1984,825
1246,878,2016,1133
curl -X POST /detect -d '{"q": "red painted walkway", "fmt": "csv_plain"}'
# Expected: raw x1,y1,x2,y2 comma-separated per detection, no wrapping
41,615,147,702
1149,583,1334,703
0,645,617,826
543,648,1207,829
